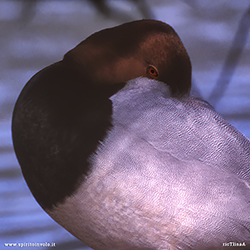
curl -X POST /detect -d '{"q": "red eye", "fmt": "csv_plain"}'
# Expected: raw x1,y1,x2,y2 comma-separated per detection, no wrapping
147,65,158,78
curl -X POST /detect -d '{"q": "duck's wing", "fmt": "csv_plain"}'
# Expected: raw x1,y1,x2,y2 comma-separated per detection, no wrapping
111,78,250,183
105,78,250,248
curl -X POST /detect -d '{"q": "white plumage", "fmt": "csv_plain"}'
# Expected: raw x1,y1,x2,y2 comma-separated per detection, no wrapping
48,77,250,249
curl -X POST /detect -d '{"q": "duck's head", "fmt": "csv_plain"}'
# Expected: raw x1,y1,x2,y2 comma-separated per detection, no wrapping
64,19,191,96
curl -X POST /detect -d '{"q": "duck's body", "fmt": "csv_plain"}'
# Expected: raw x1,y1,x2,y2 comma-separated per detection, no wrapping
48,78,250,249
12,20,250,249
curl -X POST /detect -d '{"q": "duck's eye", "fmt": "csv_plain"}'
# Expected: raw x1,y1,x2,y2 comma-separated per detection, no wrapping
147,65,158,78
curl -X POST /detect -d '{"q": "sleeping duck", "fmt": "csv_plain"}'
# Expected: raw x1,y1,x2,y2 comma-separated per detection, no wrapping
12,20,250,250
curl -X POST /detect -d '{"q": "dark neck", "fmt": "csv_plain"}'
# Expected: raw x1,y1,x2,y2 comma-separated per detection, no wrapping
12,61,122,210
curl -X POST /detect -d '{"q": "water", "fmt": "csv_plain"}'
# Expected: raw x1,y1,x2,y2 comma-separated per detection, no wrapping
1,1,249,249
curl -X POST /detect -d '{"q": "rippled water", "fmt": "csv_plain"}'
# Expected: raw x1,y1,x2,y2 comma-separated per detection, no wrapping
1,1,249,249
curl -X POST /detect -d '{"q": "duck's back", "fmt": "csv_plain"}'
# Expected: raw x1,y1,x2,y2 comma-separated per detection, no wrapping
48,78,250,250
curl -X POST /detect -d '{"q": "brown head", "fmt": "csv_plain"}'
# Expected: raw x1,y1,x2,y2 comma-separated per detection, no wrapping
64,19,192,96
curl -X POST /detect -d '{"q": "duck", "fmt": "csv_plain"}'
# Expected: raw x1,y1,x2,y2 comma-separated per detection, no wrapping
12,20,250,250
